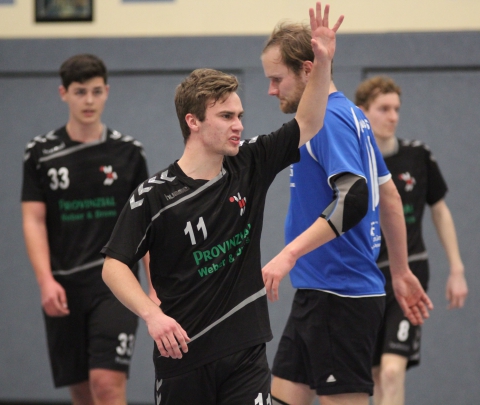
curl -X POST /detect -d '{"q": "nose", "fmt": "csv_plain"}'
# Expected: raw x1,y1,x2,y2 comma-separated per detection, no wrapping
233,117,244,131
85,92,94,104
389,109,399,123
268,81,279,96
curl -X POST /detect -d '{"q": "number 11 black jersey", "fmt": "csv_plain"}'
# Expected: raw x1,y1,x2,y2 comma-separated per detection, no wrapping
102,119,301,378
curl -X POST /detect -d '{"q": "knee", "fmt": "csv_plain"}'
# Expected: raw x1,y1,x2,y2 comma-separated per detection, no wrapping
380,362,406,388
89,370,126,404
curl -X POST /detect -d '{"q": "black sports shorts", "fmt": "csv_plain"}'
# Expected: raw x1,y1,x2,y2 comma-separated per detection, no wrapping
154,343,271,405
44,289,138,387
272,289,385,396
373,259,429,369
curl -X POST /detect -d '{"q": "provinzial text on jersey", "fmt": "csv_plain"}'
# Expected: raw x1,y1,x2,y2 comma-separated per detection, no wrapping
195,224,251,277
58,197,117,222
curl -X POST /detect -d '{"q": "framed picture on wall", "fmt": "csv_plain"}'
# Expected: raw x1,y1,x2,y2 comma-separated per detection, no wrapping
35,0,93,22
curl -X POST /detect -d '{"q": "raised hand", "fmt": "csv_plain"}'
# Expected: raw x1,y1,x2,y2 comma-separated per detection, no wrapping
309,2,344,62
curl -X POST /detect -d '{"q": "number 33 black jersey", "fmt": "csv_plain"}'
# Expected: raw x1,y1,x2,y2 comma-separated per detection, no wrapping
102,119,301,378
22,126,149,292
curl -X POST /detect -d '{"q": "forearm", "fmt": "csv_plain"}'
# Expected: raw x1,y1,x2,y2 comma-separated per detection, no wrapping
102,256,161,322
283,217,336,262
295,58,332,146
430,200,465,275
22,202,54,286
379,180,409,275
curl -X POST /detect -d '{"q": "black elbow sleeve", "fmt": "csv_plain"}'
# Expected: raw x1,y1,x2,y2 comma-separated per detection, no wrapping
343,177,368,232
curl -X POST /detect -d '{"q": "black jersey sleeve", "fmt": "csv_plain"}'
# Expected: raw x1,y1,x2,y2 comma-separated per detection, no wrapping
424,145,448,205
101,181,152,268
21,139,45,202
239,119,300,184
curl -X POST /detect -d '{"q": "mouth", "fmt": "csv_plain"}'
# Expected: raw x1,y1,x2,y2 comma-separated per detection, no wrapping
229,136,241,145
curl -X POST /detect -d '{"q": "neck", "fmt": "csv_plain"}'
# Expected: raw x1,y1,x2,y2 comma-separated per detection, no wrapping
375,136,397,156
177,147,224,181
328,81,337,95
66,121,104,143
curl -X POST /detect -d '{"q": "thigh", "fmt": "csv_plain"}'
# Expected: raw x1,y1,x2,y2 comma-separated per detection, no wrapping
321,293,385,396
217,344,271,405
88,292,139,375
273,290,385,396
43,293,89,387
155,345,271,405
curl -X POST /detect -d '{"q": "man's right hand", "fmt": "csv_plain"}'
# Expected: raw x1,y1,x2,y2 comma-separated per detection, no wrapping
40,279,69,317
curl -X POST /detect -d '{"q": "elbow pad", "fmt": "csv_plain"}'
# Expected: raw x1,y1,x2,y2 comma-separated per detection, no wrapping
321,173,368,236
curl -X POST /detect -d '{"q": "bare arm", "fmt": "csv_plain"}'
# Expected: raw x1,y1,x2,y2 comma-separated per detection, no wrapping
296,2,344,147
141,252,161,305
262,218,336,301
430,199,468,308
102,257,189,358
379,179,433,324
22,201,69,317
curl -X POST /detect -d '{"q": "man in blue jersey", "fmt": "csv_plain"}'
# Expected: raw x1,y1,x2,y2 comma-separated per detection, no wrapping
260,22,433,405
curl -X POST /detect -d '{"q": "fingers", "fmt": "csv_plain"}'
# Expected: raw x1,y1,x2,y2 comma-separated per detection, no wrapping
447,292,467,309
263,276,278,302
322,4,329,28
157,328,190,359
332,14,345,33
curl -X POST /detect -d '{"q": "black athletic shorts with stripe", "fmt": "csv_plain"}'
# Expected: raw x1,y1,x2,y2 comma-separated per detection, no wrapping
154,343,271,405
44,289,138,387
272,289,385,396
373,259,429,369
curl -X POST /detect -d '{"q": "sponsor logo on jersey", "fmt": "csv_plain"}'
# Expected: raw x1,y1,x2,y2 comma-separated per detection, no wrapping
398,171,416,192
42,142,66,155
58,196,117,222
165,186,189,201
100,165,118,185
195,224,251,278
229,192,247,216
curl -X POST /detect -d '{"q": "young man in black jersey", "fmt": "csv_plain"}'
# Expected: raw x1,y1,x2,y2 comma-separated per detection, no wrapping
101,4,344,404
355,76,468,405
21,54,153,405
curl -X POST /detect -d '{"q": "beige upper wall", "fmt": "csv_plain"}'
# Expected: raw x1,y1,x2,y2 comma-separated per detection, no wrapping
1,0,479,38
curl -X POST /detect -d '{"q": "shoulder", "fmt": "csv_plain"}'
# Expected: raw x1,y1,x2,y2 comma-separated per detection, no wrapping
23,128,65,162
106,128,145,150
398,138,435,157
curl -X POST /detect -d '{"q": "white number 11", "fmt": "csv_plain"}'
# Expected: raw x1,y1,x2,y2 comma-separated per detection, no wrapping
184,217,208,245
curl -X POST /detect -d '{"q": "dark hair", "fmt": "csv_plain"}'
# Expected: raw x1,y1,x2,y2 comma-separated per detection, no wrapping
174,68,239,143
355,76,402,110
59,54,107,89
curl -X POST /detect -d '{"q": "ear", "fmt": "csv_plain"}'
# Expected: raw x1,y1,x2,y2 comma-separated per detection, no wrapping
59,85,67,102
185,113,199,133
303,60,314,78
104,84,110,99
